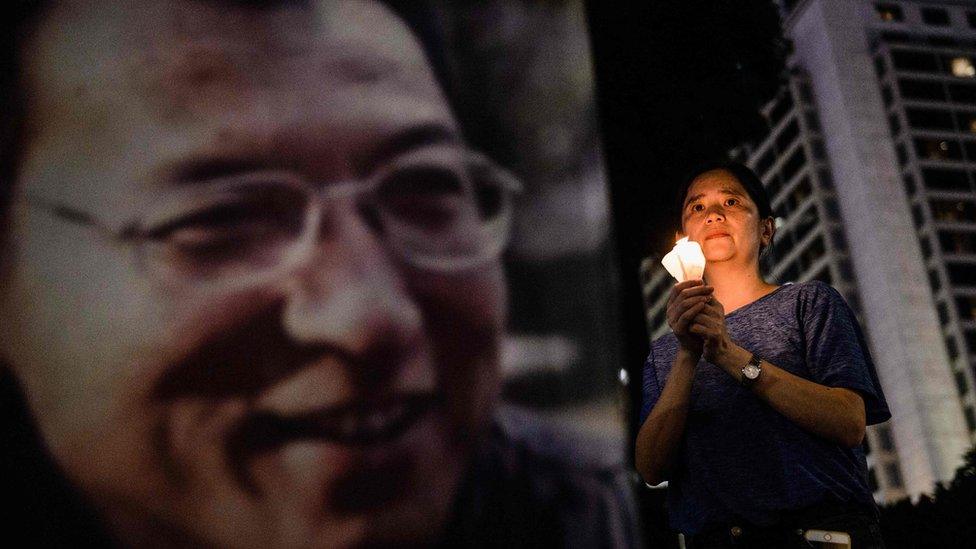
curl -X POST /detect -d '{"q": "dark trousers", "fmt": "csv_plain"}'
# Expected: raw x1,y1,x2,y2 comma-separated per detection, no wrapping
685,502,885,549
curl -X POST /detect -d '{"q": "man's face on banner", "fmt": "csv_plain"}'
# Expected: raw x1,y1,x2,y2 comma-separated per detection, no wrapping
0,1,506,546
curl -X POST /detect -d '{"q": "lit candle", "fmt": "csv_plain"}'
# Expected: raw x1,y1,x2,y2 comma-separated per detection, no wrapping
661,237,706,282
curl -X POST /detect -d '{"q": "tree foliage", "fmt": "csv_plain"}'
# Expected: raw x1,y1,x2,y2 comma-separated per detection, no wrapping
879,446,976,548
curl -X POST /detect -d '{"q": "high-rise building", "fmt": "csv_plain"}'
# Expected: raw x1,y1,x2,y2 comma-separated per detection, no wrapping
640,0,976,503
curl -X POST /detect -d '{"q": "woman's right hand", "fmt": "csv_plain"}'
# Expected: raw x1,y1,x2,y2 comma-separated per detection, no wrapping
666,279,713,355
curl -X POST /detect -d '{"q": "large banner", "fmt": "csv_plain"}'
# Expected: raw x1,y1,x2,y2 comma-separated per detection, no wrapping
0,1,636,547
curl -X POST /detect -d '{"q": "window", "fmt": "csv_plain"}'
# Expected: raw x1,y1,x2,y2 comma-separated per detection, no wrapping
896,142,909,166
903,173,917,197
769,93,795,126
878,426,896,451
881,85,894,107
811,265,833,285
780,262,799,284
957,296,976,320
947,262,976,286
966,330,976,351
776,119,800,153
885,462,904,488
781,147,808,184
949,57,976,78
875,54,888,79
929,199,976,222
766,175,784,205
939,231,976,254
798,83,814,104
938,300,950,324
810,139,827,161
914,138,962,161
912,203,926,228
876,3,904,22
897,78,945,101
868,468,880,492
921,7,951,27
891,50,940,73
906,108,955,131
805,110,822,133
929,268,942,291
957,112,976,134
888,112,903,135
832,229,849,251
823,196,841,219
947,337,960,360
922,168,970,191
948,83,976,103
839,259,854,280
921,236,933,260
755,148,775,178
929,36,958,48
968,12,976,29
954,370,969,395
795,210,818,243
965,407,976,432
818,169,834,190
964,141,976,161
800,237,826,270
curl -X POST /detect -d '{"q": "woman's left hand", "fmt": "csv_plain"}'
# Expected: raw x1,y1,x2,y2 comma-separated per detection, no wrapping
688,298,741,373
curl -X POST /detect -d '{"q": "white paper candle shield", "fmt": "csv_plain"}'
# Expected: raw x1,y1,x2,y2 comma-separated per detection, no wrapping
661,237,706,282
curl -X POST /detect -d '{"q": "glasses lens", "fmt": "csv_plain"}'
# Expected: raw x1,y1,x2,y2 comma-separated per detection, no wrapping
375,156,516,269
141,182,309,282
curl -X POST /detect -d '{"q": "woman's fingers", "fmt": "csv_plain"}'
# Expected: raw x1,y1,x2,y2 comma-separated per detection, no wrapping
668,295,710,328
668,281,711,305
674,300,707,332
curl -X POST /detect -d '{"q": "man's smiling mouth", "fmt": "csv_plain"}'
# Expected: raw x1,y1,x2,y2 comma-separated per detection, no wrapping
225,392,441,491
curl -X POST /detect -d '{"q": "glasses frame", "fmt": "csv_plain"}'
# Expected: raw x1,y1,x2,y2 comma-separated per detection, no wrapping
25,146,522,292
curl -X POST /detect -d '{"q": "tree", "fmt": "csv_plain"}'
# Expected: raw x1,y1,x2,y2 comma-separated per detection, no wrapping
880,446,976,548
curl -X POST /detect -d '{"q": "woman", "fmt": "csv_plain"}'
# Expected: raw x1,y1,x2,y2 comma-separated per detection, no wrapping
635,162,890,548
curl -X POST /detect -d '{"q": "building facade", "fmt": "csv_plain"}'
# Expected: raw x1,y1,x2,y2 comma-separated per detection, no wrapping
640,0,976,503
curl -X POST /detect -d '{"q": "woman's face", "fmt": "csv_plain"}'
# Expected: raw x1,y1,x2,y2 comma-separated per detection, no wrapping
679,169,773,270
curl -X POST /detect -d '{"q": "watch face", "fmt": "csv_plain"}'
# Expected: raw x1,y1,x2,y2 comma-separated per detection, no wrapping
743,364,761,380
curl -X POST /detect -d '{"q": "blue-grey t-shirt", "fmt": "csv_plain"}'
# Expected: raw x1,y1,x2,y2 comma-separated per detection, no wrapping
639,281,890,535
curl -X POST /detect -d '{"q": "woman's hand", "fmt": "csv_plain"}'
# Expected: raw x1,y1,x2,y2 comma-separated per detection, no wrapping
666,280,713,356
689,297,741,372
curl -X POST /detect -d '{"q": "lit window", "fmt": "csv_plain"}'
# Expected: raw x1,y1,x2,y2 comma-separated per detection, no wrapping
951,57,976,78
969,117,976,133
876,3,904,22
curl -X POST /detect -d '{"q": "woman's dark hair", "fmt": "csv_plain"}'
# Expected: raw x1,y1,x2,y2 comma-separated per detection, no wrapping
675,161,776,256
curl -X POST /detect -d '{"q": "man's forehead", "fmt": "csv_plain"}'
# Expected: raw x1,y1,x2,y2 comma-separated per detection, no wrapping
25,0,440,118
17,0,457,214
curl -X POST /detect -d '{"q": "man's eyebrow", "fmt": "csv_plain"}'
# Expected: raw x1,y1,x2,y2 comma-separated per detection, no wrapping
358,123,461,173
169,157,270,185
684,193,704,207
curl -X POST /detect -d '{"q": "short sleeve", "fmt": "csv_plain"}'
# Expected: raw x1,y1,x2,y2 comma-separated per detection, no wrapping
800,282,891,425
639,345,661,425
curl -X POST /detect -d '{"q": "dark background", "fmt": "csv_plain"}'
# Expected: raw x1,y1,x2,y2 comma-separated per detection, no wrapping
584,1,789,545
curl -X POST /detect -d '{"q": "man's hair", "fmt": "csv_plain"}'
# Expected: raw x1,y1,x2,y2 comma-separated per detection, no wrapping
674,160,776,256
0,0,456,250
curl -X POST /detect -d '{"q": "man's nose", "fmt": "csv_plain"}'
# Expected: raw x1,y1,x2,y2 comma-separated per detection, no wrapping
280,203,424,375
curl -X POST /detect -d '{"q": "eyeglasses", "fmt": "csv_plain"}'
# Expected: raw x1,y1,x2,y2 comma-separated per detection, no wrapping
27,145,521,291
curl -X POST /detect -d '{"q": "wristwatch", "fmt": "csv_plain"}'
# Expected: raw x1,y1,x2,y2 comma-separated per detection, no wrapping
740,354,763,387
